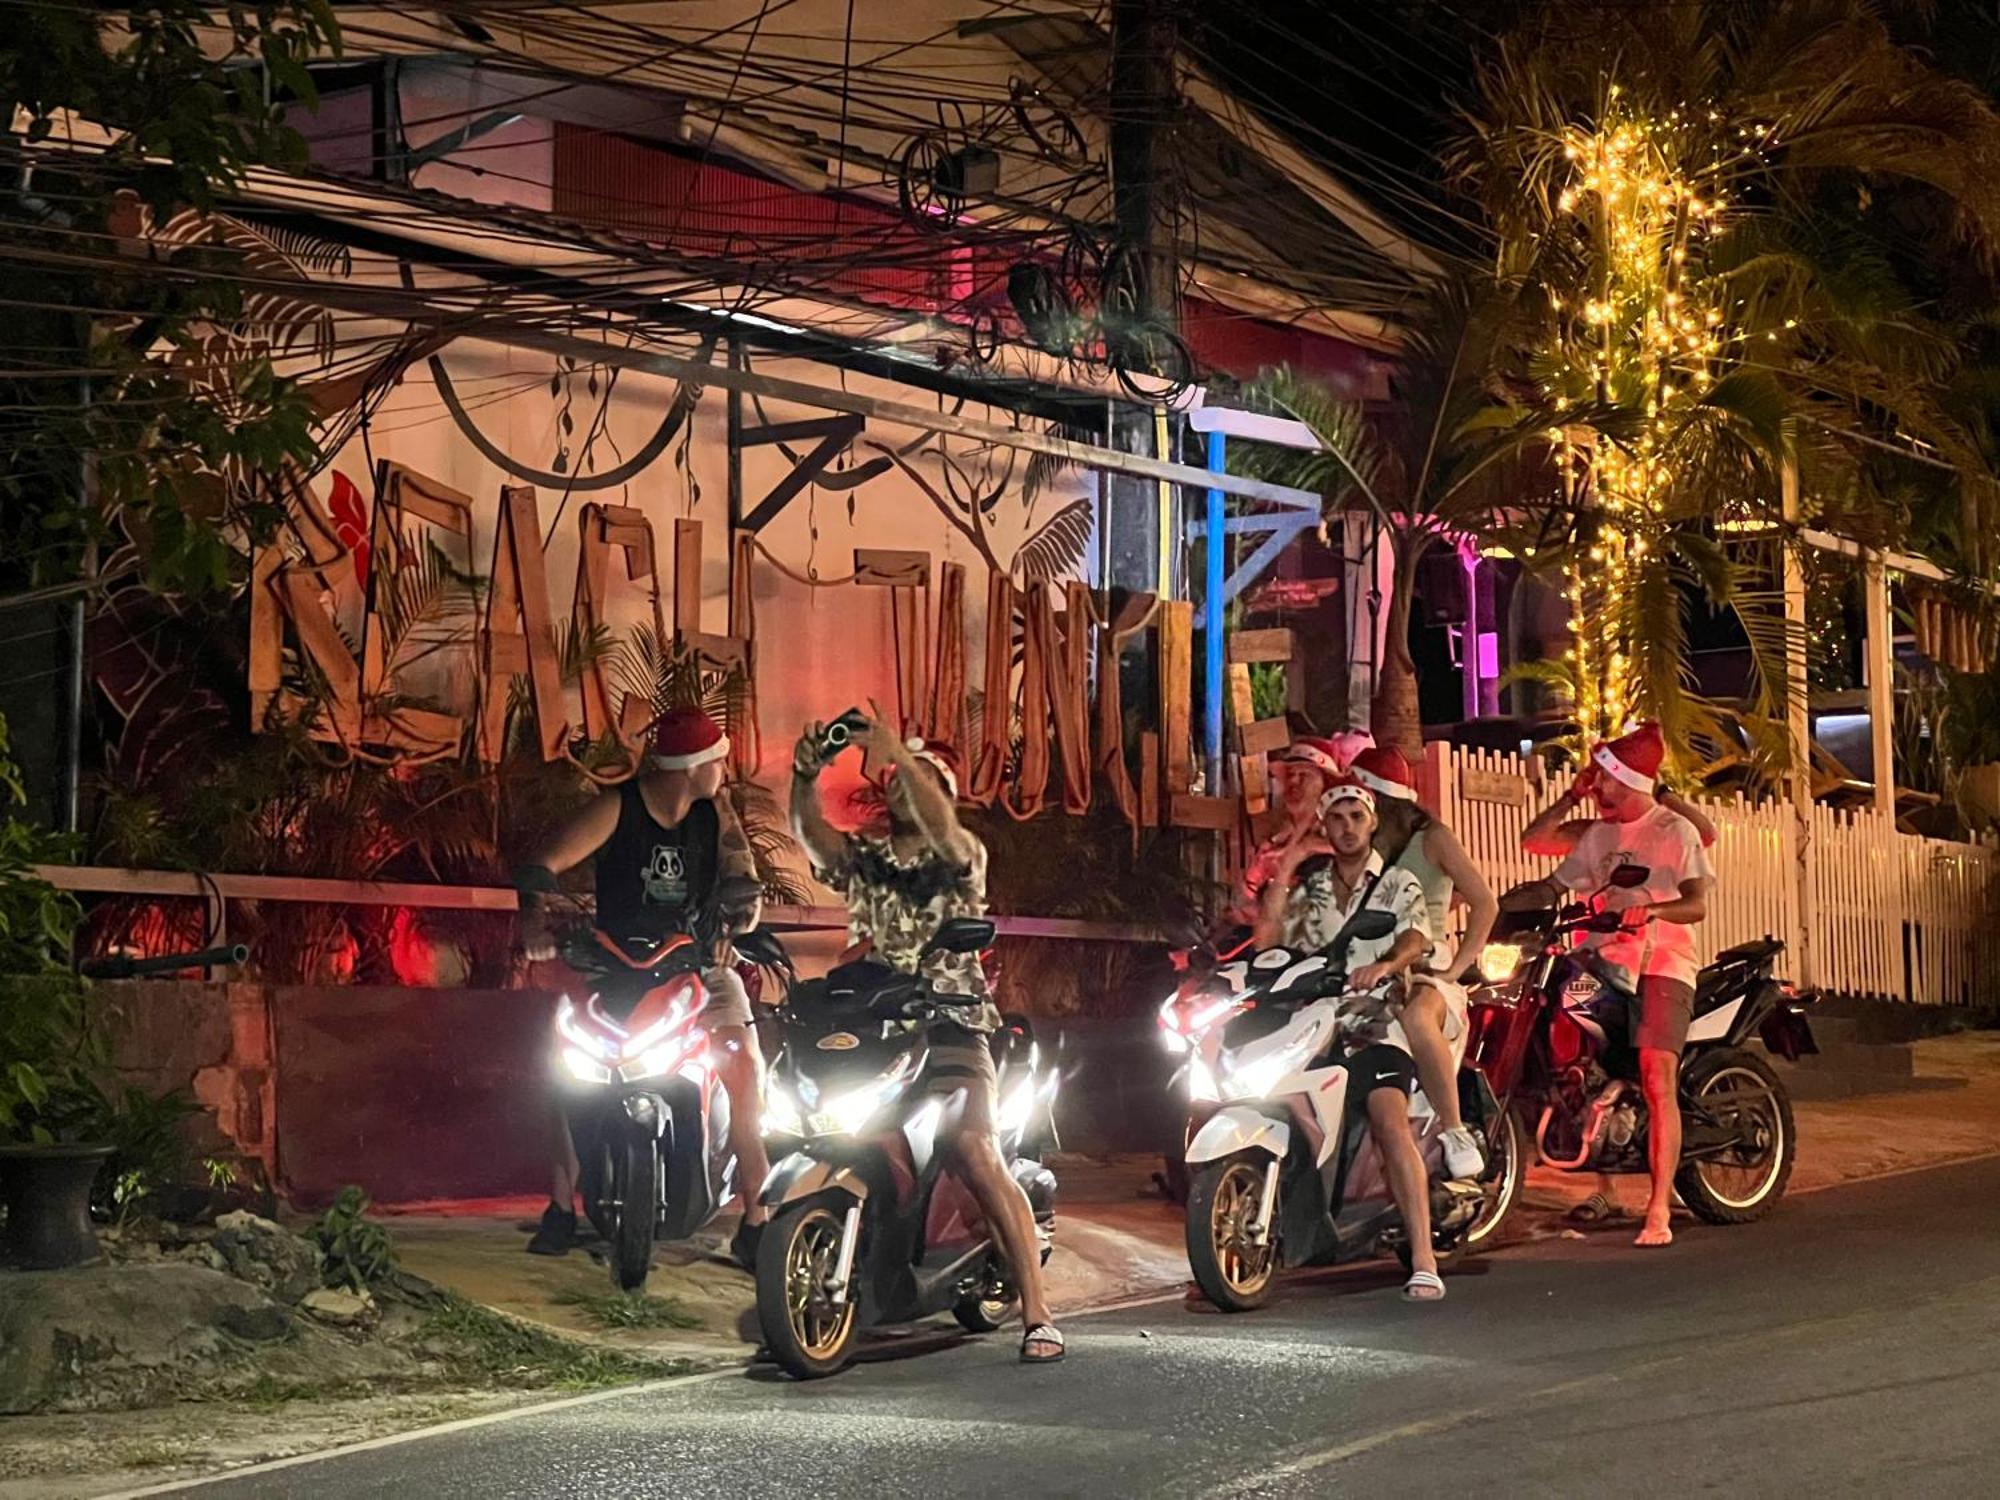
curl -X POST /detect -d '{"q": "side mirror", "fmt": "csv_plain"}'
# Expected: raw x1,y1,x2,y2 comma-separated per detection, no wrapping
1610,863,1650,889
733,927,793,973
926,917,996,956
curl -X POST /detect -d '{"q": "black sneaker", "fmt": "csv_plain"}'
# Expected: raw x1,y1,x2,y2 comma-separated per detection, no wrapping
526,1204,577,1257
729,1219,764,1272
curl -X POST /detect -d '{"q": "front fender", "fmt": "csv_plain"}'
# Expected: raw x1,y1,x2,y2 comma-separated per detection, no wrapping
758,1151,870,1212
1185,1106,1291,1167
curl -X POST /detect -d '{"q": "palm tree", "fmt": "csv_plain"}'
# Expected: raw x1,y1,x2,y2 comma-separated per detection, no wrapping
1448,0,2000,776
1233,277,1559,758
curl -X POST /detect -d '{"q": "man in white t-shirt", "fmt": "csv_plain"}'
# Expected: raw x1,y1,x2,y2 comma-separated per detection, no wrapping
1511,723,1716,1247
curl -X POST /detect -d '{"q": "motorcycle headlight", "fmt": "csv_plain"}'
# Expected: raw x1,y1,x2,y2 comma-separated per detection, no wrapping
762,1079,804,1137
1221,1029,1320,1101
1478,942,1526,985
560,1044,613,1085
1187,1054,1220,1104
556,996,617,1062
811,1054,919,1136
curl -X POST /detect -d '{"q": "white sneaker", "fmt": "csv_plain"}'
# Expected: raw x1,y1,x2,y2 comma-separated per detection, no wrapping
1441,1126,1485,1180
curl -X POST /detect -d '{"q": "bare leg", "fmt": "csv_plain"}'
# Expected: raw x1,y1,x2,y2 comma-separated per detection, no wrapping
549,1104,578,1212
1398,987,1465,1134
1637,1047,1680,1246
951,1130,1054,1337
709,1025,769,1226
1367,1087,1438,1285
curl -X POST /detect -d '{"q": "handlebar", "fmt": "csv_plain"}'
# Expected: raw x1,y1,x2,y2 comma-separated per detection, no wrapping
80,944,250,980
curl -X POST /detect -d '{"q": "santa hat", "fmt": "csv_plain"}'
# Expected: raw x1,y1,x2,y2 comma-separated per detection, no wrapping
1285,736,1345,780
901,737,961,800
1348,746,1418,803
1591,721,1665,793
1318,777,1377,818
648,707,729,771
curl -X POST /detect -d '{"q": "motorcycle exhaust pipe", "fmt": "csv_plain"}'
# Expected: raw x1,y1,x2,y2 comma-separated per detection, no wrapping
828,1203,863,1306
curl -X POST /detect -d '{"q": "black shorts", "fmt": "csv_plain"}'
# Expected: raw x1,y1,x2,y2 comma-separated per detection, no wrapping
1347,1043,1417,1101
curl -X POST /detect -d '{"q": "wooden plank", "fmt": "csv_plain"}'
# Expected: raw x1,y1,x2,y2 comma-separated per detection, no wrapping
248,547,284,719
1225,662,1255,726
1171,794,1240,831
1240,752,1270,816
674,517,704,636
279,570,360,742
1140,730,1161,828
687,631,748,673
854,548,931,588
1459,764,1529,807
379,461,474,534
1159,601,1194,795
1238,716,1292,758
1227,628,1294,664
504,488,568,764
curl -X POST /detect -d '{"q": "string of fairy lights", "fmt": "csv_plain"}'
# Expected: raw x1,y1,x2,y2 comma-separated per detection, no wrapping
1543,87,1775,740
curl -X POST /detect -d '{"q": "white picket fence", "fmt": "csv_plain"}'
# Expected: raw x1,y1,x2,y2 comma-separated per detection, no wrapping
1426,744,2000,1006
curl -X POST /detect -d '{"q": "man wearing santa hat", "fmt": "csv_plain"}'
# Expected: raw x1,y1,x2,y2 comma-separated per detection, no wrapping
1256,777,1451,1301
1512,722,1717,1247
514,707,771,1265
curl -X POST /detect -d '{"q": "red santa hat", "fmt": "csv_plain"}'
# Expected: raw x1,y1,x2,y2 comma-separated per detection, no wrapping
902,737,961,800
1285,736,1345,781
648,707,730,771
1318,777,1377,818
1591,720,1665,793
1348,746,1418,803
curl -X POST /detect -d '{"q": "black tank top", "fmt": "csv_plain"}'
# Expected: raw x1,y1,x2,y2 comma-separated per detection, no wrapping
594,783,720,941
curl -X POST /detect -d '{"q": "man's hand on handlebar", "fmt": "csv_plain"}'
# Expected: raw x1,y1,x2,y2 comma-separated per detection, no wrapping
518,909,559,964
1349,959,1402,991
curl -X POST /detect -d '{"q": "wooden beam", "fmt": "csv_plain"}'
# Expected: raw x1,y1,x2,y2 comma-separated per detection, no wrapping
1238,716,1291,758
854,548,930,588
1227,628,1294,664
674,517,704,637
1863,555,1896,818
1781,450,1816,991
1159,601,1194,796
1170,794,1240,831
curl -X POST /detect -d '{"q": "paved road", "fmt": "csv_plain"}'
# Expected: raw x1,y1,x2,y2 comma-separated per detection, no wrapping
181,1157,2000,1498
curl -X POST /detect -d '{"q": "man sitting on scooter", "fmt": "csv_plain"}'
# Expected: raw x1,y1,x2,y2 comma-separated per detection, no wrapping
514,708,771,1267
1253,779,1450,1302
790,706,1065,1364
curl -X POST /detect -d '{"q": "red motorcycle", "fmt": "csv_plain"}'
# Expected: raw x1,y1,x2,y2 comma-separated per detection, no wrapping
1464,863,1817,1243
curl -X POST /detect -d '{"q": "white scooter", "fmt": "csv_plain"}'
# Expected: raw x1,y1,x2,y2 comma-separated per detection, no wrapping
1165,907,1505,1310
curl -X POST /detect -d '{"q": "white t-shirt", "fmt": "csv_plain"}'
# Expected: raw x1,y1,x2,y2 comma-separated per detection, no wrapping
1552,803,1715,988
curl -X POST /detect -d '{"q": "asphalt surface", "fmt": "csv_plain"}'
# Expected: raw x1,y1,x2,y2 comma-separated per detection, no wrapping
177,1156,2000,1499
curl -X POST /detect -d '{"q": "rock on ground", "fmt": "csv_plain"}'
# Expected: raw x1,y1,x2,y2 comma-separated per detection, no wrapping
209,1211,322,1304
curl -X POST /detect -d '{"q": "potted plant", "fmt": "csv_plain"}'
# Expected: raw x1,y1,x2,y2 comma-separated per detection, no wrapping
0,711,117,1268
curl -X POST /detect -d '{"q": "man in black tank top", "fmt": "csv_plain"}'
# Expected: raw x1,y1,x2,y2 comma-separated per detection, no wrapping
514,709,771,1263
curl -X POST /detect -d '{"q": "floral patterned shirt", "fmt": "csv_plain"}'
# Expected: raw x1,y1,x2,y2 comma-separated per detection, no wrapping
823,832,998,1032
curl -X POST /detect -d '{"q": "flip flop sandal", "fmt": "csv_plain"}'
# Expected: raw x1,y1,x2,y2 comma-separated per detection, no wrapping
1403,1270,1446,1302
1021,1323,1066,1364
1566,1192,1618,1226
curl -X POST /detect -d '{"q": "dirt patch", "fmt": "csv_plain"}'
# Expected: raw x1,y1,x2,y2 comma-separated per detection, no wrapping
0,1389,543,1500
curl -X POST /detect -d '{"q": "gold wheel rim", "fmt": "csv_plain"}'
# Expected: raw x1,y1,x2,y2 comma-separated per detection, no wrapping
784,1210,857,1360
1211,1162,1275,1296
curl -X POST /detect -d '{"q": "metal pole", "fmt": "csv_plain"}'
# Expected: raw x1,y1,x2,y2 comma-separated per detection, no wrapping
1204,429,1227,792
1781,447,1816,992
64,375,91,835
1863,555,1896,819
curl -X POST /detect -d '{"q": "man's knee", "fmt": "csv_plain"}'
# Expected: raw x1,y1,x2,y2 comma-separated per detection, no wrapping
1401,987,1445,1031
1638,1047,1678,1094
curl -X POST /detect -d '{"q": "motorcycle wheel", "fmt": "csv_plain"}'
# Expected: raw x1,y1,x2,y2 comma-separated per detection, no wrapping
756,1203,860,1379
1186,1155,1279,1312
952,1260,1017,1333
609,1134,658,1293
1675,1047,1796,1224
1465,1106,1528,1250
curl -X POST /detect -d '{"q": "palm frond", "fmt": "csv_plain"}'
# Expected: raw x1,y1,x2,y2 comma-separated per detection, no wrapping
1012,498,1093,585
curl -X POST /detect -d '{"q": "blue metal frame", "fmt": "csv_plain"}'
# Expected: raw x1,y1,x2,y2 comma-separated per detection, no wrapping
1196,431,1320,782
